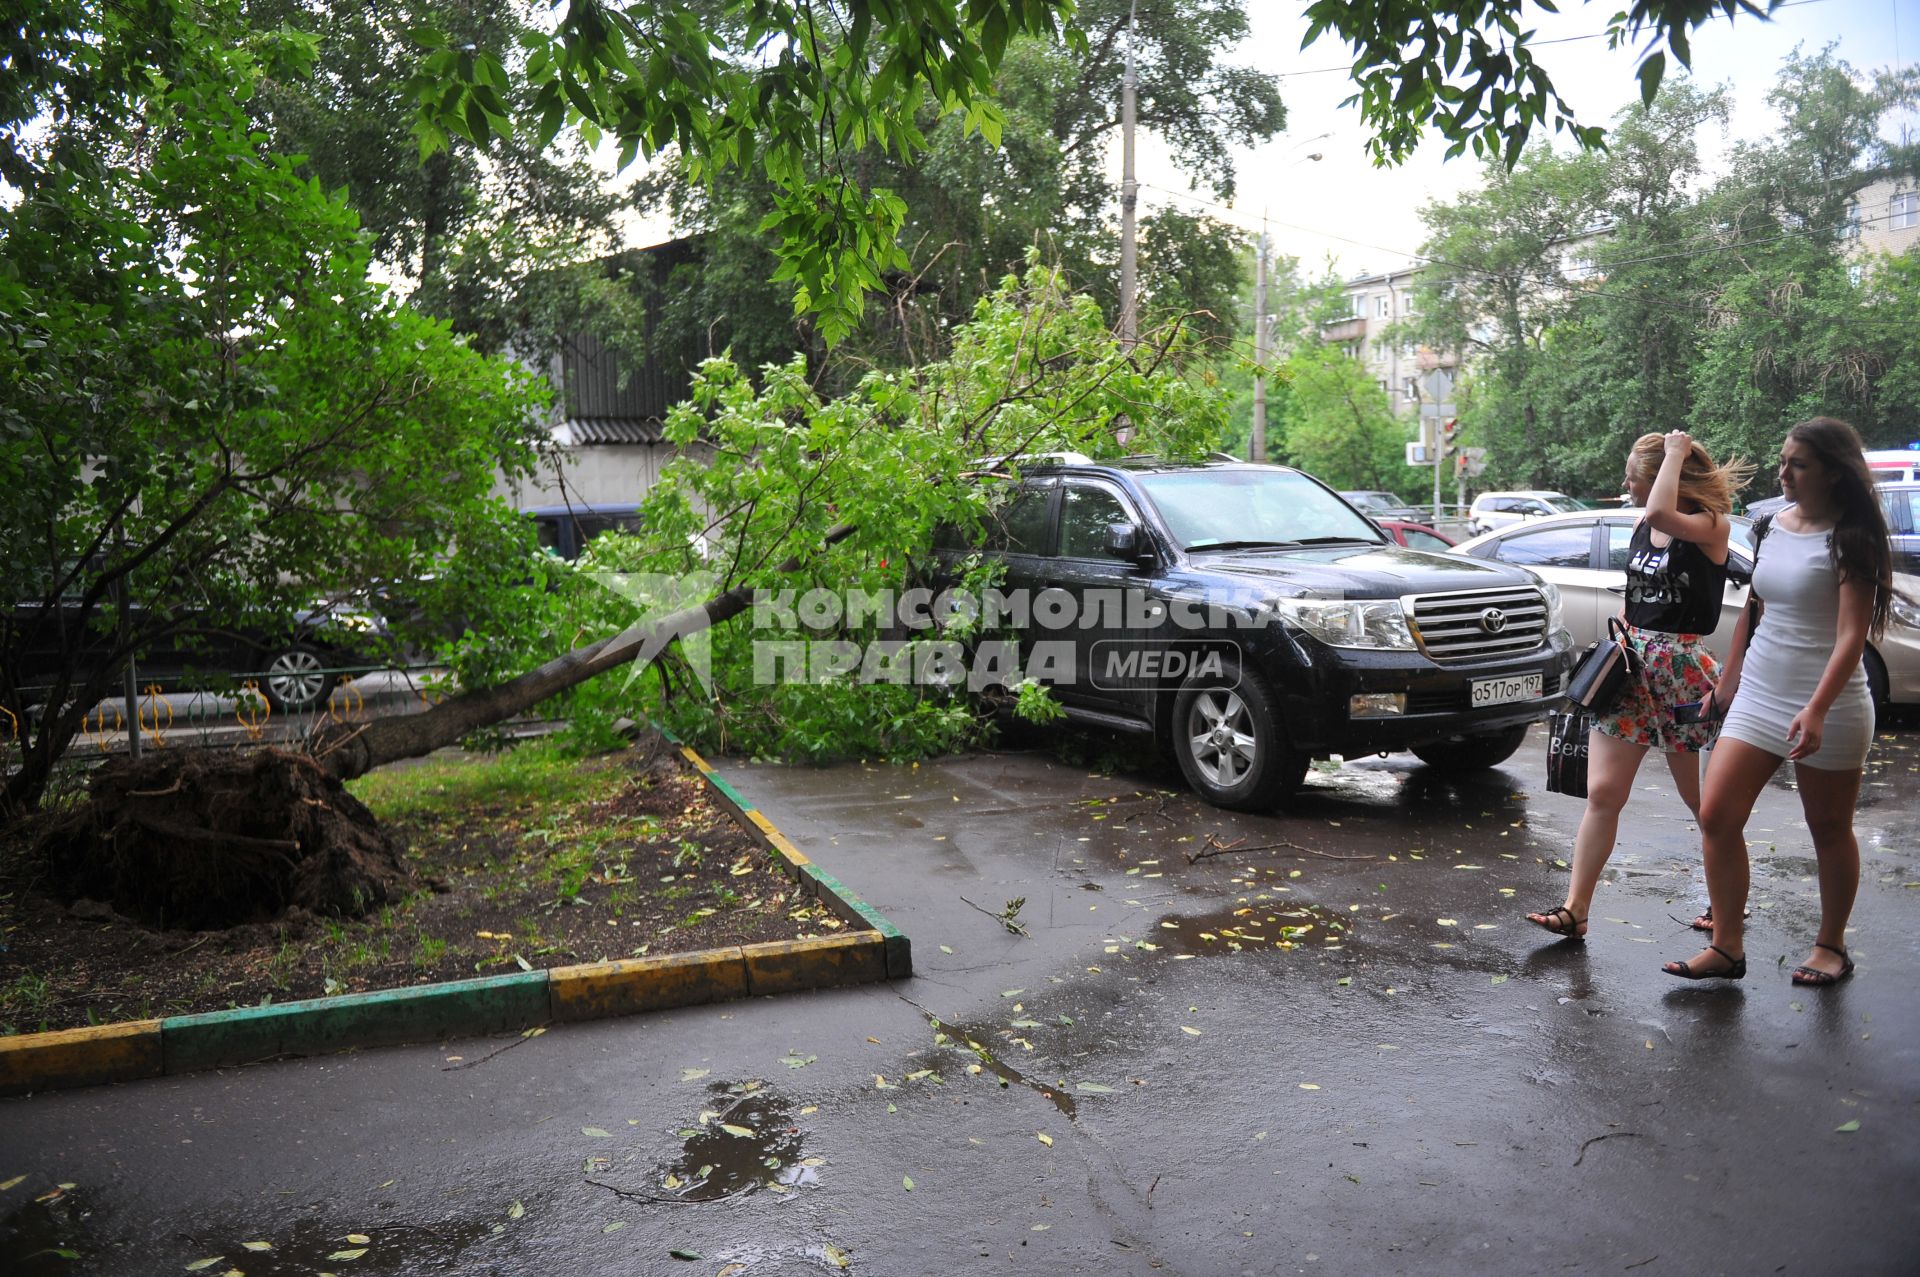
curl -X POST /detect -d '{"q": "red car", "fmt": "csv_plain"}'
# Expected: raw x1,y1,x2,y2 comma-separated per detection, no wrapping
1377,520,1457,552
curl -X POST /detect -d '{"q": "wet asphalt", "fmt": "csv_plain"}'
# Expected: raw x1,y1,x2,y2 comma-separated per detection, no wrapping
3,724,1917,1276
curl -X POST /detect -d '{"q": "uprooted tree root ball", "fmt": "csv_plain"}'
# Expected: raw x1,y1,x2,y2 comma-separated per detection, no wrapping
33,748,412,929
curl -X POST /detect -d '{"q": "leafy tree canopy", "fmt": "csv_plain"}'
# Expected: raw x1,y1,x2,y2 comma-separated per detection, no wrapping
1,4,550,811
240,0,626,355
408,0,1781,339
1405,49,1920,497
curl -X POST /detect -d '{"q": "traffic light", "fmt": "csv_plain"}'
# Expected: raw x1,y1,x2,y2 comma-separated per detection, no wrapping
1440,418,1460,456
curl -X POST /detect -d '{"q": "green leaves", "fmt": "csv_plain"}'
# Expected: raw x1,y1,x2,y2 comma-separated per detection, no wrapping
1636,51,1667,108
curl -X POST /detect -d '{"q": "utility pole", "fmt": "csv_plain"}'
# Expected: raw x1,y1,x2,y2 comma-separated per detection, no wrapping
1117,0,1138,351
1251,217,1268,462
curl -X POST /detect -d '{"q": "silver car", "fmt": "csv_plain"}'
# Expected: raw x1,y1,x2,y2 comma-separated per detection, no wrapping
1449,510,1920,707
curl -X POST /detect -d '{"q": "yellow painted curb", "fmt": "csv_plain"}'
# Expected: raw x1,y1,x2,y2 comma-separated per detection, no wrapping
742,933,888,997
745,810,811,866
0,1019,164,1096
549,949,749,1022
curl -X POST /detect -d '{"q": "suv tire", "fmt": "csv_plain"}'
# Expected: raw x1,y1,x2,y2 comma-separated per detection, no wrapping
1410,723,1529,775
1864,644,1889,711
1171,658,1306,811
261,642,336,714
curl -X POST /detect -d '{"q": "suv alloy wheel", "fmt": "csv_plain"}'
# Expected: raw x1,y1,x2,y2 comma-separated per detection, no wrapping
1171,658,1306,810
262,642,335,714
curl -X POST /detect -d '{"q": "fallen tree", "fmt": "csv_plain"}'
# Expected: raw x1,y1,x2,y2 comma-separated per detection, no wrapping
29,268,1228,926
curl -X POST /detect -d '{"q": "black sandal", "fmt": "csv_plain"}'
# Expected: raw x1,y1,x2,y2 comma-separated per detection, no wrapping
1790,942,1855,987
1664,944,1746,981
1526,905,1586,940
1689,904,1752,933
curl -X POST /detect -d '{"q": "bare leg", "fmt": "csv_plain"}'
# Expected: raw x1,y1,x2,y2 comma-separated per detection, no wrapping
1658,749,1715,928
1666,738,1780,974
1790,762,1863,980
1528,730,1647,938
1662,747,1704,817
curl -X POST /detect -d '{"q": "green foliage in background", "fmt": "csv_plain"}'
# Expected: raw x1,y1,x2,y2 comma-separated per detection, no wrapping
1408,50,1920,499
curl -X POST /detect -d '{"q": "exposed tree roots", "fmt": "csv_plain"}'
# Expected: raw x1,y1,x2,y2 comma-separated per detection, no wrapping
33,748,411,928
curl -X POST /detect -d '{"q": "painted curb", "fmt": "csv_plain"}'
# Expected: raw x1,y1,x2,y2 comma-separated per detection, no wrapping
0,739,909,1097
672,742,913,980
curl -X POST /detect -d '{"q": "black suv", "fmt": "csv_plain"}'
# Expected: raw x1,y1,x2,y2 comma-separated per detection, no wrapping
941,460,1575,810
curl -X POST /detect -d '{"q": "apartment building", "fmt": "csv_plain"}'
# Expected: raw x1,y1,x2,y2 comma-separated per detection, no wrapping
1847,176,1920,264
1319,267,1456,417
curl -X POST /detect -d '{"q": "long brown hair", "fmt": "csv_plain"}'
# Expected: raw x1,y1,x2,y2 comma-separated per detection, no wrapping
1784,417,1892,639
1628,433,1753,519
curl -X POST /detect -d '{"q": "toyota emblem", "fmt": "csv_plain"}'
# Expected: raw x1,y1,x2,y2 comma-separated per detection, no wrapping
1479,607,1508,633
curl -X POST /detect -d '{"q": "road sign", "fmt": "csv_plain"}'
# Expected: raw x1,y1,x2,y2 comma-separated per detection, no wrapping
1407,442,1436,466
1419,369,1454,404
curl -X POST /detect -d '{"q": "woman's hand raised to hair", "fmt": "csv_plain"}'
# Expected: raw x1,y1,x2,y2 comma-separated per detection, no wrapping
1663,430,1693,460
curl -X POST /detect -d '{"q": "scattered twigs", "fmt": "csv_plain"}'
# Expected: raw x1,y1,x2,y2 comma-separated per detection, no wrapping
585,1177,756,1206
1112,793,1181,827
959,893,1030,936
1573,1130,1643,1166
440,1029,545,1071
1183,833,1377,865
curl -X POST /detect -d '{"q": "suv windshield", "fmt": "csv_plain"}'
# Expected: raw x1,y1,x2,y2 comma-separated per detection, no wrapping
1136,470,1385,551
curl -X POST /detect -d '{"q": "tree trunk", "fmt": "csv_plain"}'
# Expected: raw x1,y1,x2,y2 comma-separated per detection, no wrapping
311,524,857,783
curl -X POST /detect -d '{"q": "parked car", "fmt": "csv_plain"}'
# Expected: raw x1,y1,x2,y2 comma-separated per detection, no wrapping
3,589,391,716
1376,520,1457,552
1864,449,1920,483
1339,490,1427,521
1466,490,1584,535
523,503,643,562
1450,509,1920,707
936,460,1575,810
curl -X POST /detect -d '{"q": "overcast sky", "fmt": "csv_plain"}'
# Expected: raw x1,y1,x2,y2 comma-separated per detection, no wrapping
1123,0,1916,278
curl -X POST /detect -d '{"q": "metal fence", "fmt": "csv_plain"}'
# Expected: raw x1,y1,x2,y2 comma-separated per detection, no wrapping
2,662,460,770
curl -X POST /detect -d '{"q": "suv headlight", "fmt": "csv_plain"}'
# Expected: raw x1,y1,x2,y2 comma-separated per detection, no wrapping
1269,597,1416,650
1535,577,1565,636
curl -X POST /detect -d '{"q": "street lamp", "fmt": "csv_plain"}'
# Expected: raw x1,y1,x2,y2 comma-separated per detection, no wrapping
1250,142,1329,464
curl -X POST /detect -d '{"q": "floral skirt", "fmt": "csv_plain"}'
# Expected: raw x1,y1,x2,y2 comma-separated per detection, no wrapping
1592,626,1721,754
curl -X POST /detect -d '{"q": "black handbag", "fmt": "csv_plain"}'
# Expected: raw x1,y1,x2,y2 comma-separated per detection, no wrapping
1566,616,1641,712
1546,709,1591,798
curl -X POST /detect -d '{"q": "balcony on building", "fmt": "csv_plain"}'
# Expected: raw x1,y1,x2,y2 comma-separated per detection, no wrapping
1320,316,1367,343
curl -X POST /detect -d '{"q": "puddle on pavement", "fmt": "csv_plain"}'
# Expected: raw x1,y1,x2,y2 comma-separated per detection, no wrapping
1,1181,504,1274
1139,900,1359,958
659,1084,819,1201
1,1182,94,1276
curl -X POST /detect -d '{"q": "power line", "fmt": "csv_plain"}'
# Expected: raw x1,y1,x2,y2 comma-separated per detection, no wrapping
1269,0,1836,80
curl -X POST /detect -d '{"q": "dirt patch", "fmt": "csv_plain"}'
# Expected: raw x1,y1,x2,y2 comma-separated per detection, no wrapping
0,742,858,1035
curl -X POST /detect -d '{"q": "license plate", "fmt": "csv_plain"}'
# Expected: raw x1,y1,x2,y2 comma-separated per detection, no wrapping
1471,673,1542,707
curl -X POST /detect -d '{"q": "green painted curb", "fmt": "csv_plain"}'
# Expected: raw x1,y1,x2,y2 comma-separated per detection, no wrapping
161,971,551,1074
1,732,909,1097
671,741,913,982
799,864,912,979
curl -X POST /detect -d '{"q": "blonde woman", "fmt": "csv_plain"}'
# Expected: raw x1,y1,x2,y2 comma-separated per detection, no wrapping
1528,431,1750,940
1666,418,1891,984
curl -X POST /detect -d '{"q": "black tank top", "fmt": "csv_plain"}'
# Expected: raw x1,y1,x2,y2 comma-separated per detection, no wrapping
1623,520,1725,635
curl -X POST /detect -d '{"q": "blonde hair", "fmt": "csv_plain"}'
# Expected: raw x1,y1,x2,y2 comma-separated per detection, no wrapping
1628,434,1754,518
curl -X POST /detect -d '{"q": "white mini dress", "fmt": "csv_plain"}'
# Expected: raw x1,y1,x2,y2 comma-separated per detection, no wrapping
1718,519,1874,771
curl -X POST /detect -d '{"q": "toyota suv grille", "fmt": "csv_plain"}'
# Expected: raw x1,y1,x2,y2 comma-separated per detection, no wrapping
1405,586,1549,664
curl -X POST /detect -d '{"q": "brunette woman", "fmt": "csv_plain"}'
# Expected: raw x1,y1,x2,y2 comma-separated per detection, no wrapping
1528,430,1749,941
1666,418,1891,984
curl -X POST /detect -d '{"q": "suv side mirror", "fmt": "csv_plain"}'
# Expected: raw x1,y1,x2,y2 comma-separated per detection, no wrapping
1104,522,1143,561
